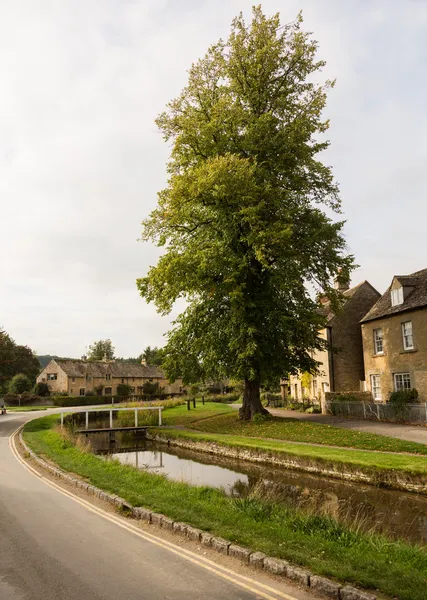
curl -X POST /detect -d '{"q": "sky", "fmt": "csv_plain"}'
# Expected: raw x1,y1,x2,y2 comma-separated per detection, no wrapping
1,0,426,358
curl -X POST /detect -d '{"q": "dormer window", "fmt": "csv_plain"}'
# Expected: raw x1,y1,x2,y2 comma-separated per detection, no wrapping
391,287,404,306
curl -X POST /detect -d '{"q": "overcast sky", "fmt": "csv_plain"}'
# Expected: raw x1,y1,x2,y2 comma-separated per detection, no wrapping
1,0,426,357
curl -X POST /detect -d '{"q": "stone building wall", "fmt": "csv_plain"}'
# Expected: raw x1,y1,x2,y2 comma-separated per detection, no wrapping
362,308,427,401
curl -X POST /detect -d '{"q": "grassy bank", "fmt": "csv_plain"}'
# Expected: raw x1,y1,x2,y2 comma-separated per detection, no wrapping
155,428,427,475
187,411,427,454
23,414,427,600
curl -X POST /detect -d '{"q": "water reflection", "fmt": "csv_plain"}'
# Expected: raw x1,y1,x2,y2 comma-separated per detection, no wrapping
86,430,427,545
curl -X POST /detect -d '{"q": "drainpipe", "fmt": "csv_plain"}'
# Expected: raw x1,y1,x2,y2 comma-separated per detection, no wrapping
327,327,335,392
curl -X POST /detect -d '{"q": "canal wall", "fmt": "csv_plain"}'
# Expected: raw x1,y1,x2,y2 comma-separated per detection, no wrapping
150,432,427,495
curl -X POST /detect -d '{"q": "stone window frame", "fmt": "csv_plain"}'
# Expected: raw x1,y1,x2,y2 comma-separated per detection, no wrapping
105,373,111,381
47,373,57,381
79,388,85,396
401,321,414,351
373,328,384,355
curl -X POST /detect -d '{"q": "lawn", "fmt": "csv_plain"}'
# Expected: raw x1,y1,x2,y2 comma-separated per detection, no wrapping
23,414,427,600
6,406,51,412
162,402,234,426
188,411,427,455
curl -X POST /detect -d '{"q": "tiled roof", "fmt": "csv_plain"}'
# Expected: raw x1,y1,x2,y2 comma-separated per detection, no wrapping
318,281,375,322
361,268,427,323
54,359,164,379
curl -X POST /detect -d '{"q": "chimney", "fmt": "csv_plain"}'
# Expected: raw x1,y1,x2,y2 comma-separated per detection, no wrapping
81,355,87,360
141,358,147,366
334,269,350,292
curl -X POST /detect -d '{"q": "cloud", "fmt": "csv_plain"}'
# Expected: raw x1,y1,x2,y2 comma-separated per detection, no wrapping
1,0,426,355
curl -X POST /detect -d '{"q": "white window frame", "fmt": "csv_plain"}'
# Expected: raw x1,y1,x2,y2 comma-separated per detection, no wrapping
394,373,411,391
391,287,404,306
402,321,414,350
373,328,384,355
370,374,382,400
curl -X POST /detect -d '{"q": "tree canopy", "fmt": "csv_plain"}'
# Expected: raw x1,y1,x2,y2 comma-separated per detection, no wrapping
87,339,115,361
137,7,354,419
0,329,40,392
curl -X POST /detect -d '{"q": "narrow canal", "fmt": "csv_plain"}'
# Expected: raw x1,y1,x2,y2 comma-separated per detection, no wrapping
83,429,427,545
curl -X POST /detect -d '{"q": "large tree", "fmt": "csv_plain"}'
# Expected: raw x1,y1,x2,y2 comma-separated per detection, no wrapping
87,339,115,361
0,329,40,392
137,8,354,419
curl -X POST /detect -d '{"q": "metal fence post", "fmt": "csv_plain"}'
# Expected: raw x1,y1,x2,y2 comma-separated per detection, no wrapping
135,408,138,427
158,407,162,426
110,410,113,428
85,411,89,429
377,404,380,421
60,412,64,427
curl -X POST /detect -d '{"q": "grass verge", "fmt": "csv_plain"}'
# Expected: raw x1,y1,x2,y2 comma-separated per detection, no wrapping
155,428,427,475
23,414,427,600
6,406,51,412
189,412,427,455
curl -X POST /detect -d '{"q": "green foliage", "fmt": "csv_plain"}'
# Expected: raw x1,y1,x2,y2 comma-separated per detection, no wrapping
115,383,133,397
0,329,40,392
94,384,104,396
34,382,50,397
334,394,358,403
8,373,32,394
87,339,115,361
389,389,419,404
142,381,161,395
137,8,355,418
140,346,165,366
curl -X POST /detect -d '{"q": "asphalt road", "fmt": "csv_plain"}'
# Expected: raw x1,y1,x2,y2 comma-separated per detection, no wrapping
0,412,314,600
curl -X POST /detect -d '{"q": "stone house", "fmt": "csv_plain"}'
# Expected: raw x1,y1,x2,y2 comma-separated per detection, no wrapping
361,268,427,402
287,280,381,401
36,358,184,396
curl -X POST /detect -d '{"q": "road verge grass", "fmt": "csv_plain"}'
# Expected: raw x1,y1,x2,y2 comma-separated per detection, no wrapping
189,412,427,454
23,414,427,600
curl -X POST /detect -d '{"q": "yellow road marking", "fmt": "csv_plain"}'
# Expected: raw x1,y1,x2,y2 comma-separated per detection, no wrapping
9,426,302,600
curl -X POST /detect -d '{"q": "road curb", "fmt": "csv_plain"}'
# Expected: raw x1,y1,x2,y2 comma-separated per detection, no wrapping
18,430,377,600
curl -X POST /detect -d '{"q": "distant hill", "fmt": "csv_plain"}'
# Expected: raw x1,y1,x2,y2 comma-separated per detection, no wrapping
36,355,74,369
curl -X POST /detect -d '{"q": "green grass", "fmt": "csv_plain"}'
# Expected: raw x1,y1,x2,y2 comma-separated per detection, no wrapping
6,406,51,412
162,402,234,425
23,414,427,600
189,411,427,455
156,428,427,475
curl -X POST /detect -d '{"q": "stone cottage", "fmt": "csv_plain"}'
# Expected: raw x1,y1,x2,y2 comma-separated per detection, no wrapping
36,358,184,396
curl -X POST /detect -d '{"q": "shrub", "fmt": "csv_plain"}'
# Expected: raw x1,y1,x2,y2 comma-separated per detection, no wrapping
85,389,95,396
2,393,43,406
116,383,133,397
142,381,161,396
389,388,419,404
95,384,104,396
204,393,240,404
34,382,50,397
8,373,32,395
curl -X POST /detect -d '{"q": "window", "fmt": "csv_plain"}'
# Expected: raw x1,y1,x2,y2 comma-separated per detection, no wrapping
121,378,124,384
106,374,111,381
394,373,411,391
370,375,382,400
391,287,404,306
79,388,85,396
72,377,75,383
47,373,57,381
373,328,384,354
402,321,414,350
313,379,318,397
105,387,112,395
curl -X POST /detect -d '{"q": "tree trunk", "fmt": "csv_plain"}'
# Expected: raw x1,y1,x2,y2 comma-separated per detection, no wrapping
239,378,269,420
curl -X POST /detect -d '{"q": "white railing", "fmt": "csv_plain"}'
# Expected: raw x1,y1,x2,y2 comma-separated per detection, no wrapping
60,406,163,429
